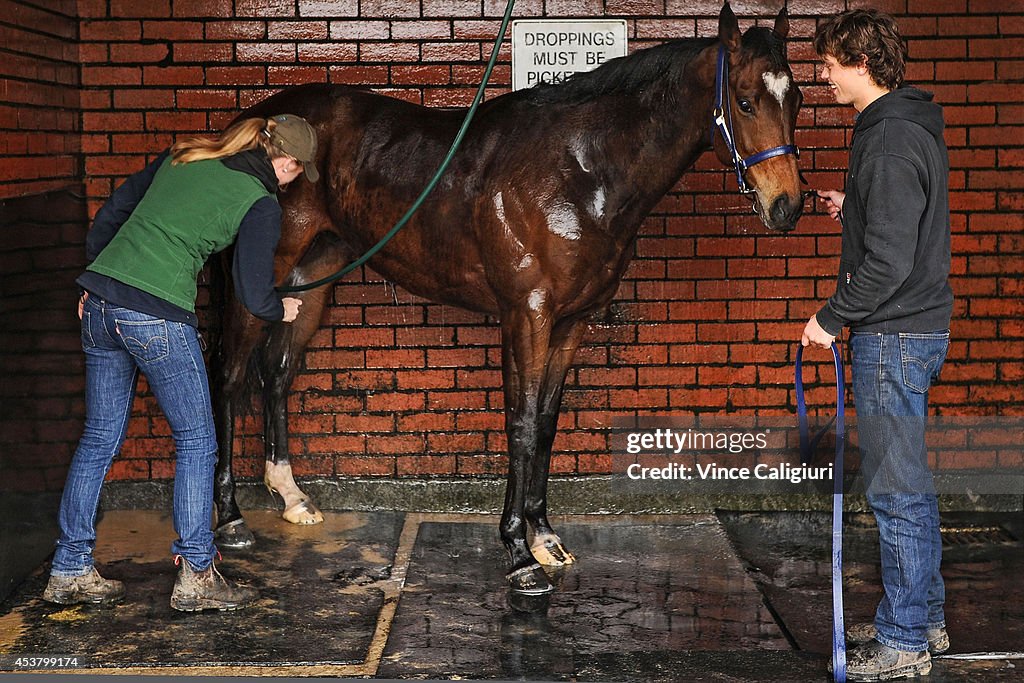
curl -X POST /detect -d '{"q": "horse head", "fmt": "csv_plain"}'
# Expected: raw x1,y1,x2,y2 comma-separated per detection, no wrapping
713,2,804,232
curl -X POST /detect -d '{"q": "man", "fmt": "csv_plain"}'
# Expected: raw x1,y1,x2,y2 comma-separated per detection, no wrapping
802,9,954,681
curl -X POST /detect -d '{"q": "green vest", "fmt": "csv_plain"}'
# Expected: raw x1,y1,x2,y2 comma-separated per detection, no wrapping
88,157,274,312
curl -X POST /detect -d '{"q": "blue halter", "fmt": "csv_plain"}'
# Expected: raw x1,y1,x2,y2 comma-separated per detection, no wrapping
711,45,799,195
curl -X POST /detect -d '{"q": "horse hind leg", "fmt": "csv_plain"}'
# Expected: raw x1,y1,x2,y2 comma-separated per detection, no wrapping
526,318,586,568
212,287,267,549
262,342,323,526
260,232,345,526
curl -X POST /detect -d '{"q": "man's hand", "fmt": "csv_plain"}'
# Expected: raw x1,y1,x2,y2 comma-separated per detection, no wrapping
816,189,845,222
281,297,302,323
801,314,836,349
78,292,88,320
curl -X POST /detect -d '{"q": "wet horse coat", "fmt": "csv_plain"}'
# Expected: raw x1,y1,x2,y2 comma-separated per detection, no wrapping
211,4,804,593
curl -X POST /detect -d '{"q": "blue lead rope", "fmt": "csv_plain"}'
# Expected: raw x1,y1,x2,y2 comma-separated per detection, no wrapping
795,342,846,682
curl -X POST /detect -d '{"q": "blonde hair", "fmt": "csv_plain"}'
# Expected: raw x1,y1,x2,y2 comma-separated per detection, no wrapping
170,117,287,164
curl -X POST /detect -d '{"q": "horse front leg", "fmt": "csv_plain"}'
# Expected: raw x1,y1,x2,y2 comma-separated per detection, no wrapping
500,310,555,594
526,317,587,568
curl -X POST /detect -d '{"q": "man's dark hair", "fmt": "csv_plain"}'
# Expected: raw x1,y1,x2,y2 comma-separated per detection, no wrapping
814,9,907,90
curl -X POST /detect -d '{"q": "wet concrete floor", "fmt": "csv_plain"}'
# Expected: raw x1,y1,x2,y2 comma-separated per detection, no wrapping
0,509,1020,681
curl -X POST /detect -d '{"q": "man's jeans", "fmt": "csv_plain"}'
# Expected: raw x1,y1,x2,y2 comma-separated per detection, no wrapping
51,296,217,576
850,331,950,653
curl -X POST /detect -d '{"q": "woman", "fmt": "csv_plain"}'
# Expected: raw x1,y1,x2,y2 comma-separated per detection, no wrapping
43,114,318,612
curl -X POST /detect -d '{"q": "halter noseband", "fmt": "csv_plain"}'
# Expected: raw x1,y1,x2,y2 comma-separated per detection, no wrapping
710,45,799,195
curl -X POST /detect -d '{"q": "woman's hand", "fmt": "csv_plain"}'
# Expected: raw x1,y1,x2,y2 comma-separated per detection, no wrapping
816,189,845,222
281,297,302,323
78,292,88,320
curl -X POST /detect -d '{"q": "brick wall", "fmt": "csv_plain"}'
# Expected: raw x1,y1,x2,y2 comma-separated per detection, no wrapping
0,189,89,492
0,2,84,493
0,0,80,198
2,1,1021,487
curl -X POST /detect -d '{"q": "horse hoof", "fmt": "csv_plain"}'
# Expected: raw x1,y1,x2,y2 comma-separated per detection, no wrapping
214,519,255,550
530,534,576,567
507,590,551,614
282,500,324,525
506,564,554,595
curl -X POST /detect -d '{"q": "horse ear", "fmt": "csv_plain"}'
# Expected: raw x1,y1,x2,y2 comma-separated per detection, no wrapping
718,2,741,53
774,4,790,40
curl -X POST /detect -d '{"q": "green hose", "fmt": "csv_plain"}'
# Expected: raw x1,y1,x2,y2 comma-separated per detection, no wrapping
277,0,517,293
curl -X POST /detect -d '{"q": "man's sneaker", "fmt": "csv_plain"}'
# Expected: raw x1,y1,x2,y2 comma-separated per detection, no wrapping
848,622,950,655
42,567,125,605
838,639,931,681
169,556,258,612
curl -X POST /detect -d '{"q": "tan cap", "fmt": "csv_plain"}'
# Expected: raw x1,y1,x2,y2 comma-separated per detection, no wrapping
267,114,319,183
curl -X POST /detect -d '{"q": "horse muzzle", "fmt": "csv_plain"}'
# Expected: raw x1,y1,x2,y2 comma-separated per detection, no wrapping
762,192,805,232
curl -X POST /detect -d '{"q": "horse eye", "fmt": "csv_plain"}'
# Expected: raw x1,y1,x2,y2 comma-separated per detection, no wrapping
738,99,754,114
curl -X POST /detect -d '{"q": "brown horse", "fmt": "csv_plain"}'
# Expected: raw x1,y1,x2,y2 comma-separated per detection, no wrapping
210,3,804,594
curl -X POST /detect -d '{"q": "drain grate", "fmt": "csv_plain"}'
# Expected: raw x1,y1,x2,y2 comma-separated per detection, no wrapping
940,525,1018,547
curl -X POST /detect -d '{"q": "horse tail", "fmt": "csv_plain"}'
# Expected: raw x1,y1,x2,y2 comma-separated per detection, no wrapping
206,249,265,418
205,250,228,394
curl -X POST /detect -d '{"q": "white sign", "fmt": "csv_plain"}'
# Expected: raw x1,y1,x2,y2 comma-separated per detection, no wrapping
511,19,628,91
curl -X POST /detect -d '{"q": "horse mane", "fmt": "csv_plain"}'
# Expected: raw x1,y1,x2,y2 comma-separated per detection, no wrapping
521,26,787,107
523,37,713,106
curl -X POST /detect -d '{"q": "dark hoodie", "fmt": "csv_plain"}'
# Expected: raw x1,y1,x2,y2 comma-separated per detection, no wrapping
816,86,953,335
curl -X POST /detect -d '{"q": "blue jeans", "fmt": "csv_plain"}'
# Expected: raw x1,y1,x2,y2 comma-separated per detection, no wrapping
51,295,218,576
849,331,949,653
